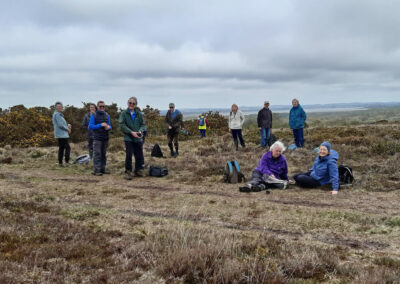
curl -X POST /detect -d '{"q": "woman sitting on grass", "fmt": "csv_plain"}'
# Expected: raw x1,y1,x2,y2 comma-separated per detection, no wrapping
293,141,339,195
240,141,289,193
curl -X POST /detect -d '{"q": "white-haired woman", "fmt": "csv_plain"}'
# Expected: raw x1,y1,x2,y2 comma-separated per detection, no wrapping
228,104,245,150
240,141,289,193
52,102,71,166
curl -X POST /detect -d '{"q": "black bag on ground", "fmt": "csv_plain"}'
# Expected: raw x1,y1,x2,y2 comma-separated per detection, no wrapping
149,165,168,177
338,165,354,185
151,144,164,158
223,160,246,183
267,133,277,147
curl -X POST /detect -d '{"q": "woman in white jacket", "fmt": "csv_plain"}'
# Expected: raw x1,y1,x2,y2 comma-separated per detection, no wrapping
228,104,246,150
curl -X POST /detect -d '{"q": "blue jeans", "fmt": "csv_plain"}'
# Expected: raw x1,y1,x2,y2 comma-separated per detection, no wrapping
260,128,270,147
200,129,206,138
292,128,304,147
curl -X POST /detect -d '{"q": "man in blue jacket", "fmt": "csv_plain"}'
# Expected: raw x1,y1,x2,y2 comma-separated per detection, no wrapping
89,101,112,176
289,98,307,148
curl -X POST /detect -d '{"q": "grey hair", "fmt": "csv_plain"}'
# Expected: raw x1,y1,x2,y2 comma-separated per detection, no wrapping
54,101,63,107
231,103,238,110
270,141,286,152
292,98,299,104
128,97,138,104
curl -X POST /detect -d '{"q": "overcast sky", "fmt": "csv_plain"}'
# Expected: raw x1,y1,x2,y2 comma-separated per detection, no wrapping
0,0,399,109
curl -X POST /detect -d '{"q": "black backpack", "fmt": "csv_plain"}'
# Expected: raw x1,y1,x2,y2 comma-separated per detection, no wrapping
149,165,168,177
267,134,277,147
338,165,354,185
151,144,163,158
223,160,246,183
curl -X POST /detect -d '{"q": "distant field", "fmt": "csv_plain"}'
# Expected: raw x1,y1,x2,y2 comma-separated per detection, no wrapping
1,115,400,282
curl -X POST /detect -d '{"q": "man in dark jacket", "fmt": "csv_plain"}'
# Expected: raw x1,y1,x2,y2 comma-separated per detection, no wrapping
81,103,97,159
257,101,273,148
165,103,184,157
119,97,147,180
89,101,112,176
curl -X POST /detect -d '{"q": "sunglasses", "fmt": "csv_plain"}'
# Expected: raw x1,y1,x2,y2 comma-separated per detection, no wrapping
98,105,105,108
129,102,136,105
169,107,174,109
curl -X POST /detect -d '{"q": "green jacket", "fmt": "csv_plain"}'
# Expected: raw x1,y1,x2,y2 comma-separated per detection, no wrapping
118,108,146,142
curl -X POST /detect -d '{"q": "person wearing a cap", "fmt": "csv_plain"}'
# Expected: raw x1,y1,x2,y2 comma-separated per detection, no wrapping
289,98,307,148
165,103,184,157
293,141,339,195
257,101,273,148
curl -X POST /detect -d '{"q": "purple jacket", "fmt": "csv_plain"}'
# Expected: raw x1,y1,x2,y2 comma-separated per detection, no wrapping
255,151,289,181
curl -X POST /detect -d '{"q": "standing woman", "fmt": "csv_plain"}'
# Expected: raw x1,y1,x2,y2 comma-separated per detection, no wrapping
52,102,71,166
289,98,307,148
228,104,245,150
82,103,97,159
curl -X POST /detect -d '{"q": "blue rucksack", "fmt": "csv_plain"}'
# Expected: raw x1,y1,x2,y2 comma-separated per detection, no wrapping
199,117,205,126
223,160,246,183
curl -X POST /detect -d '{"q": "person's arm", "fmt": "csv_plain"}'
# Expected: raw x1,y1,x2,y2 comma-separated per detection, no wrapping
258,154,273,176
55,113,69,131
240,112,245,127
179,113,185,129
302,108,307,123
269,110,273,128
88,114,102,130
257,111,261,128
118,112,132,134
82,115,88,128
165,112,171,128
206,118,209,127
107,115,112,131
328,160,339,191
138,112,146,133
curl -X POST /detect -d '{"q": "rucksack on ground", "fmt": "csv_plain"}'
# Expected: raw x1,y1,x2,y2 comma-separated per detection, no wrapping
151,144,164,158
73,154,90,165
223,160,246,183
199,117,205,126
338,165,354,185
149,165,168,177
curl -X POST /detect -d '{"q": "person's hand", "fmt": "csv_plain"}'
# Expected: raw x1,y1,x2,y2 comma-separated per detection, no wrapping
101,122,108,127
131,131,139,138
289,179,296,185
105,125,110,131
67,129,71,134
168,126,172,129
228,128,231,133
258,127,261,131
331,191,338,195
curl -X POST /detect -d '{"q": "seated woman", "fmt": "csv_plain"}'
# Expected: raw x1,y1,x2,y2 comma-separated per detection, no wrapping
293,141,339,195
240,141,289,193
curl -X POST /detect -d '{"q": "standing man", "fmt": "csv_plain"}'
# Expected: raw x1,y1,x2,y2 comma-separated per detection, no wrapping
197,114,209,138
165,103,184,157
89,101,112,176
257,101,273,148
82,103,97,159
119,97,147,180
52,102,71,166
289,98,307,148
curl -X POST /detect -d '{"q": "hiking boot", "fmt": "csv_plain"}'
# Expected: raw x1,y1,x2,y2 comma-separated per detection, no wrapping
170,151,175,157
175,150,179,156
265,190,271,195
252,184,266,192
239,183,252,192
124,172,133,180
101,169,111,174
134,169,146,177
92,171,103,176
58,163,63,167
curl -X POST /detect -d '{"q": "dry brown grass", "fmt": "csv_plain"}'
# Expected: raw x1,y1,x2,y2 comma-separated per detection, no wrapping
1,123,400,283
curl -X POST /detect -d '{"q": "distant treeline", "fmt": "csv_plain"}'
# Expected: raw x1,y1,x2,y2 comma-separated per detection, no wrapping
0,103,228,147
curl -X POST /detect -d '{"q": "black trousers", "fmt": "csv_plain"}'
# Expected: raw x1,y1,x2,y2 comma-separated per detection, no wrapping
293,172,321,188
87,138,94,158
125,141,145,172
57,138,70,164
231,129,245,147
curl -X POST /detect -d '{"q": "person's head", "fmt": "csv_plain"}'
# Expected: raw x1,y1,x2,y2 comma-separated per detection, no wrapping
97,101,105,111
264,101,270,109
318,141,331,157
89,103,97,113
169,103,175,112
231,103,238,112
55,102,63,112
270,141,285,158
292,98,299,107
127,97,137,111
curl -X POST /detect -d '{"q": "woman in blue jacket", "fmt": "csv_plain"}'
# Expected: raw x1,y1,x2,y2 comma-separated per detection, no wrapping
289,98,306,147
293,141,339,195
